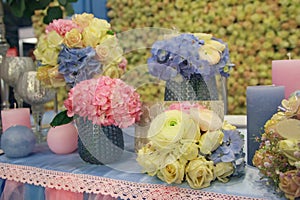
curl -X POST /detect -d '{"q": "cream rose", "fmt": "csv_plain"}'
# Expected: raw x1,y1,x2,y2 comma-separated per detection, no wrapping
198,130,224,155
148,110,200,149
185,156,214,189
214,162,234,183
157,154,186,184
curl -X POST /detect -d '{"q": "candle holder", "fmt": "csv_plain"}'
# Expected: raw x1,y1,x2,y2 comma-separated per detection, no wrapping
0,57,36,108
16,71,56,143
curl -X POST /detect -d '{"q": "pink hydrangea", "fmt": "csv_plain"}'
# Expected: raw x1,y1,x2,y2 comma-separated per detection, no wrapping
46,19,81,36
64,76,142,128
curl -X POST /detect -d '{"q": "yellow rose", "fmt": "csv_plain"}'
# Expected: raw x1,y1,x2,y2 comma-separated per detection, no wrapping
214,162,234,183
148,110,200,149
36,66,53,86
278,140,300,166
64,29,83,48
185,156,214,189
157,154,186,184
198,130,224,155
136,142,167,176
39,47,59,66
279,170,300,200
190,108,222,132
48,66,66,88
72,12,94,28
47,31,63,48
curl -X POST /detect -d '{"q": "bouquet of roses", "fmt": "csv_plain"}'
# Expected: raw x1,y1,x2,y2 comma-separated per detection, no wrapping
136,102,245,189
147,33,234,81
34,13,126,88
253,91,300,200
51,76,142,128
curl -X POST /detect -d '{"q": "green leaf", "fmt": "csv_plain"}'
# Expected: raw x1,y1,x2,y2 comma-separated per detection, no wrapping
107,30,115,35
8,0,26,17
58,0,67,6
67,0,78,3
50,110,74,127
64,3,75,16
43,6,63,24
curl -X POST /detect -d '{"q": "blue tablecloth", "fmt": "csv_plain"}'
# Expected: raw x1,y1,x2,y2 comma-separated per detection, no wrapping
0,124,287,200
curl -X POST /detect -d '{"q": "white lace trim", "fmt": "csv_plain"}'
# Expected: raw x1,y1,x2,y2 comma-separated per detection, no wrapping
0,163,263,200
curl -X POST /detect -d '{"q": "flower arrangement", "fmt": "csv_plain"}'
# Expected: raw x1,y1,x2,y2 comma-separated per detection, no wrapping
33,12,126,88
136,102,245,189
147,33,234,81
253,91,300,200
51,76,142,128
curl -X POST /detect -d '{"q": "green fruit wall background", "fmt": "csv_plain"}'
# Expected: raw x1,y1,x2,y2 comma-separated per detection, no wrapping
107,0,300,114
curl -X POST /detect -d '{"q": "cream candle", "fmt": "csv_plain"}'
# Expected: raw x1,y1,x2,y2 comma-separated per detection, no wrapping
1,108,31,132
272,59,300,99
246,85,285,166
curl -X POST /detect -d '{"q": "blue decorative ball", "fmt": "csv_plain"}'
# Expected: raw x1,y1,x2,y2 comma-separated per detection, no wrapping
1,125,36,158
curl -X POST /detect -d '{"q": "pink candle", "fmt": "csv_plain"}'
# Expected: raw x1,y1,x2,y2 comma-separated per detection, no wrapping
272,59,300,99
1,108,31,132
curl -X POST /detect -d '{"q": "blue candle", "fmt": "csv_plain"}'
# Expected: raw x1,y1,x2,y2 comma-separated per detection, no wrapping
246,85,285,166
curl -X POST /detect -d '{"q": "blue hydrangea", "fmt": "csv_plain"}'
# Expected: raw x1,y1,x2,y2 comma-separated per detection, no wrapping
148,34,231,81
210,129,245,176
58,45,102,86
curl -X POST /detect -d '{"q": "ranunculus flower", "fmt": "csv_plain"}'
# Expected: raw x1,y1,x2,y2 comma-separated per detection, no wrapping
278,139,300,166
213,162,234,183
147,110,200,149
279,170,300,200
185,156,214,189
198,130,224,155
157,154,186,184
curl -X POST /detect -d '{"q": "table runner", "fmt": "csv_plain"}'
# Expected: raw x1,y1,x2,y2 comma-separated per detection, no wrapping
0,162,266,200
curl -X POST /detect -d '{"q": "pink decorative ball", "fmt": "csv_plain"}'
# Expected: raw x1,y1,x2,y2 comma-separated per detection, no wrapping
47,123,78,154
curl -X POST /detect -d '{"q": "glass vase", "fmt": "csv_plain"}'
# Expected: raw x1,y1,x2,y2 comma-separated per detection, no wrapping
164,73,227,118
75,117,124,165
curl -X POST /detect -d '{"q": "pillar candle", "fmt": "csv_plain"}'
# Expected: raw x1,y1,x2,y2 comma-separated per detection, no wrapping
1,108,31,132
272,59,300,99
246,85,285,166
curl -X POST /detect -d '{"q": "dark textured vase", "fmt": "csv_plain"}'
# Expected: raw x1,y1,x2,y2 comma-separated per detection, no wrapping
164,74,221,101
76,117,124,165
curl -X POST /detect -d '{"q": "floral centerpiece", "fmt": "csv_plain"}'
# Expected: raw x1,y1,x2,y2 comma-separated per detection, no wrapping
136,102,245,189
51,75,142,164
253,91,300,200
33,12,126,88
147,33,234,101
